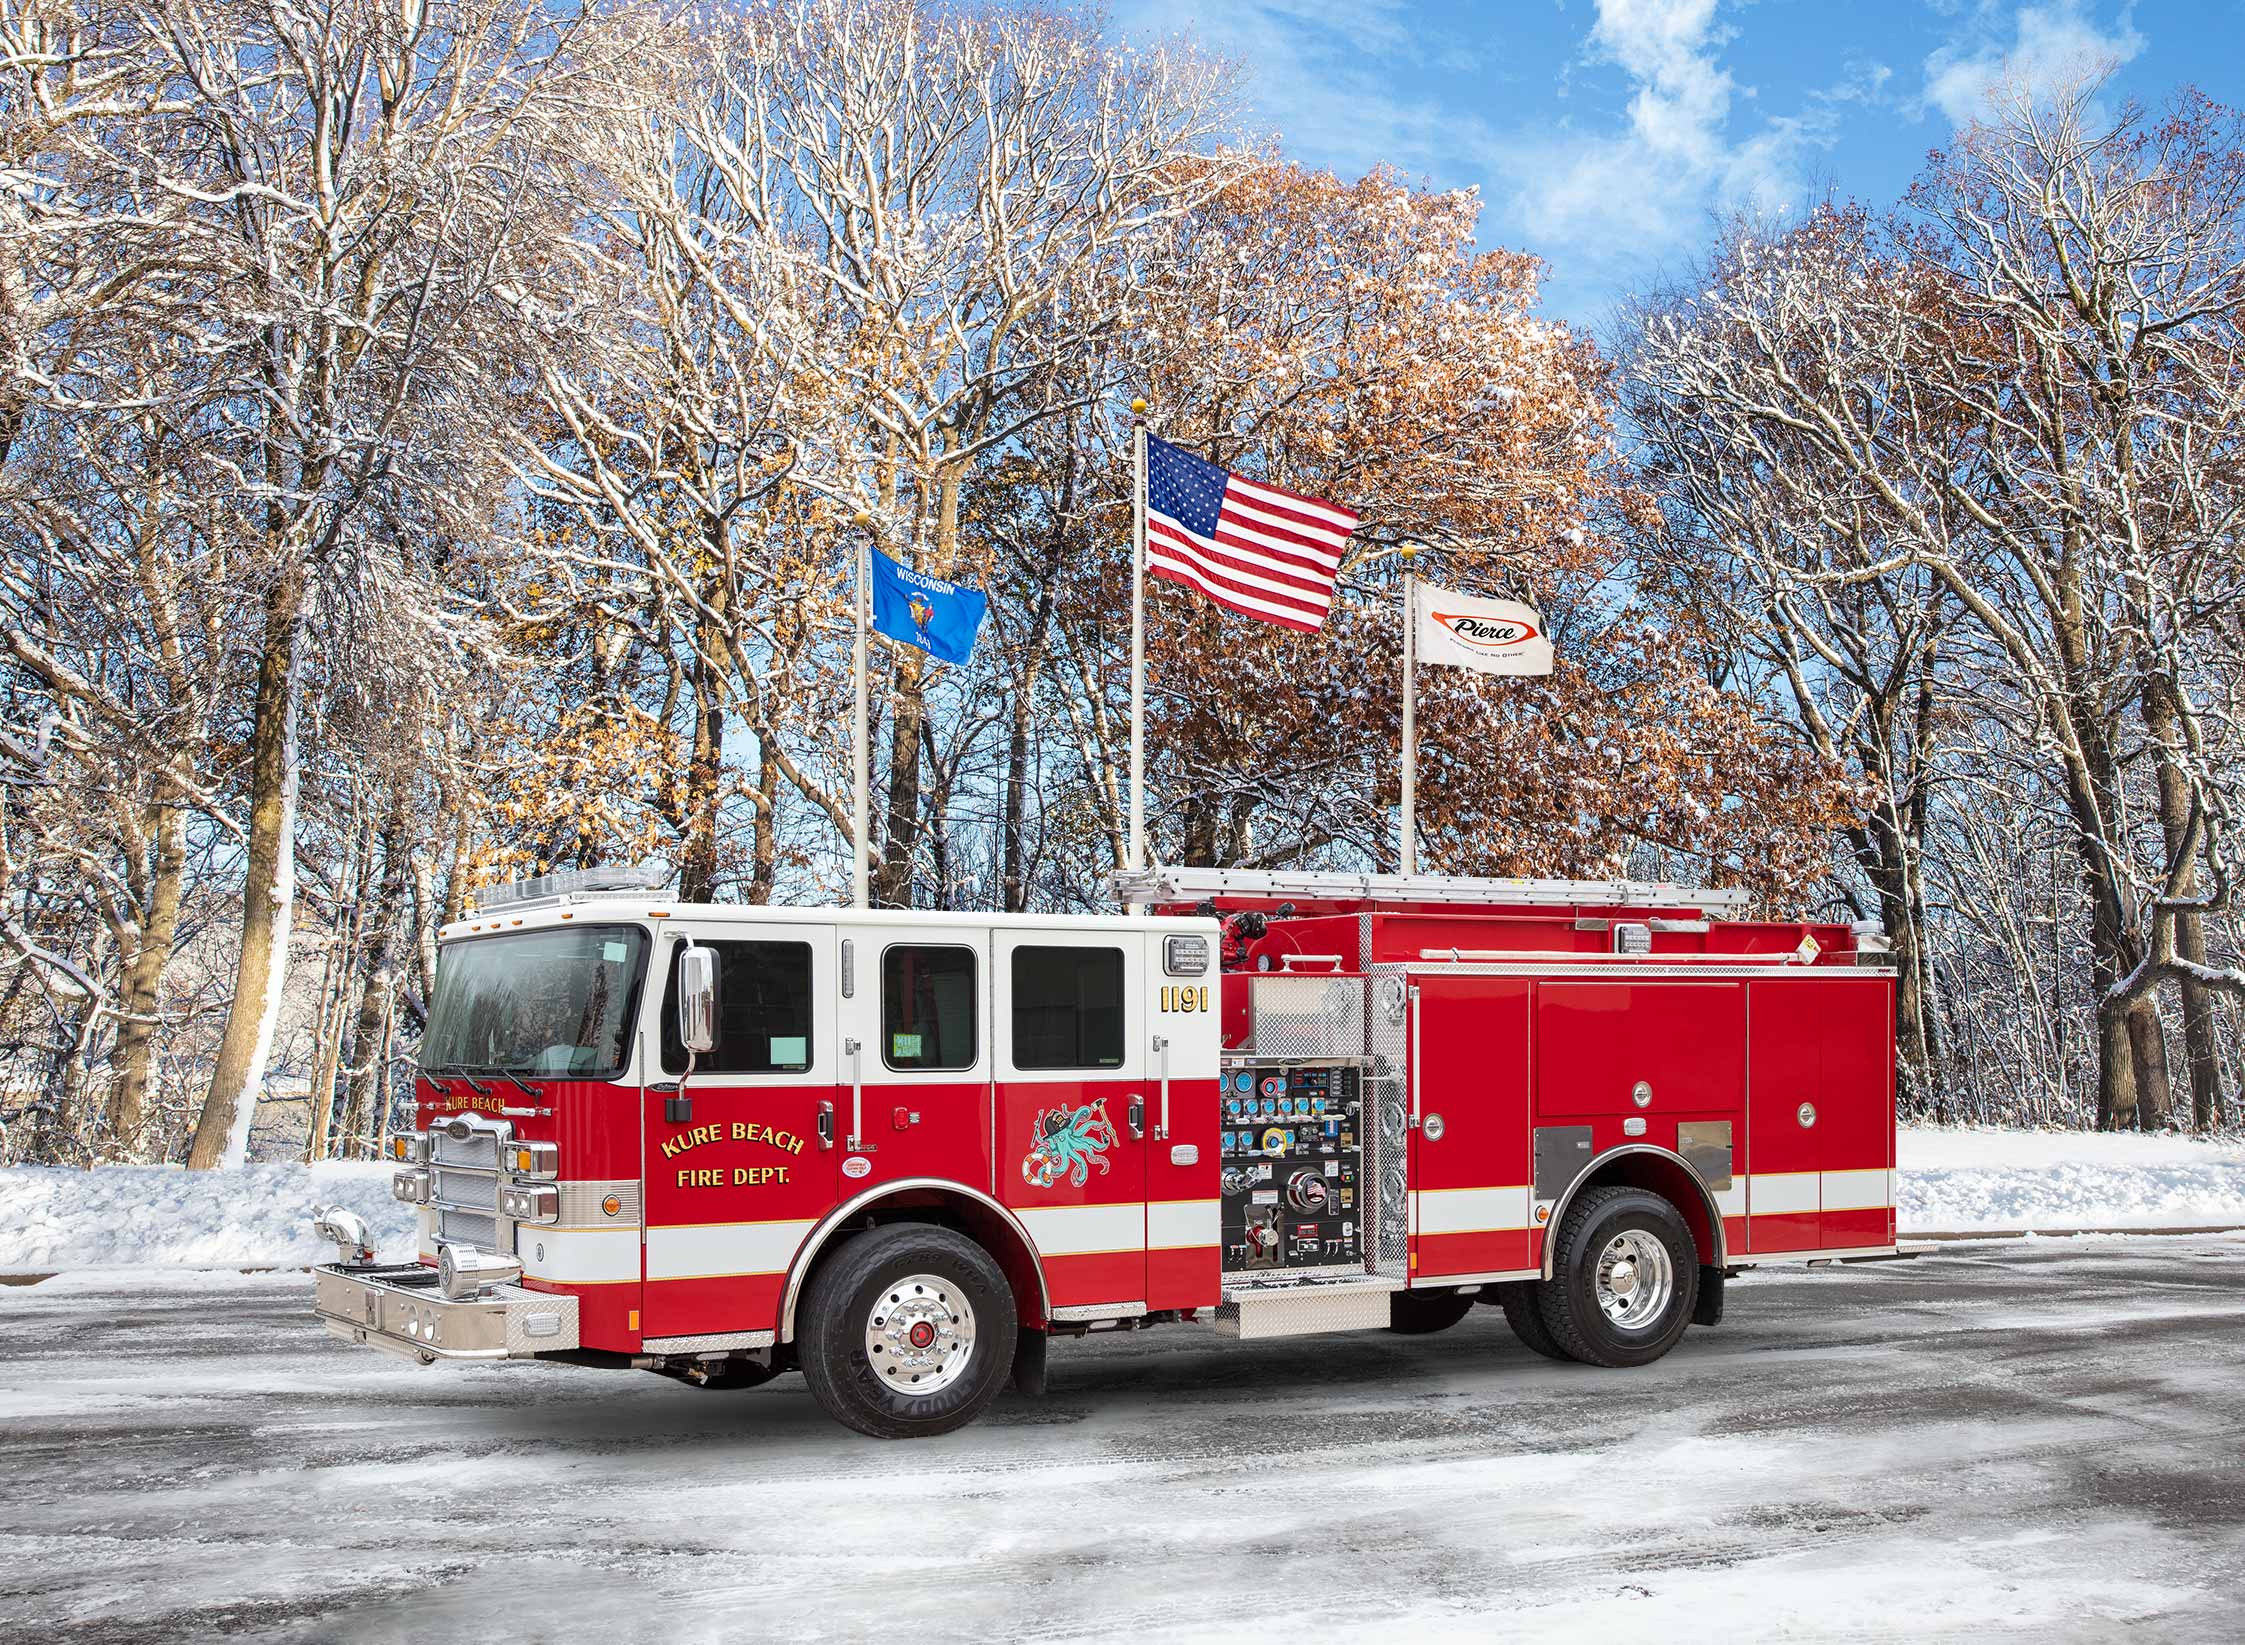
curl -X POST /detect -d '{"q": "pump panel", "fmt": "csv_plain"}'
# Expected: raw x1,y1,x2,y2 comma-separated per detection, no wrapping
1217,1063,1365,1272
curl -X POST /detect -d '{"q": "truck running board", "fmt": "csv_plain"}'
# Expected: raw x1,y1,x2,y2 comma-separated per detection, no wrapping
1211,1277,1405,1339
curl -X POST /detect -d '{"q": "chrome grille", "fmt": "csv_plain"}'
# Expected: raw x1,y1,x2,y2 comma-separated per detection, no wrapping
426,1117,512,1254
438,1210,499,1249
435,1168,500,1210
431,1130,499,1169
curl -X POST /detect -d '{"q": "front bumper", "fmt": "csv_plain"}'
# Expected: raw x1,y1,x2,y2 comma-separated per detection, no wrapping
313,1262,580,1362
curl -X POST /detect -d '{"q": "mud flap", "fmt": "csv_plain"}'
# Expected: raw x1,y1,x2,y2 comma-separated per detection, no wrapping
1010,1327,1048,1397
1692,1265,1725,1327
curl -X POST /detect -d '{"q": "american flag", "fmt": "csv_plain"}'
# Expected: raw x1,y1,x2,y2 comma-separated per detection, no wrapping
1143,434,1358,633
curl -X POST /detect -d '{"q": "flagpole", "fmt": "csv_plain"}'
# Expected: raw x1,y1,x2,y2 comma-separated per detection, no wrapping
1128,399,1148,902
1400,542,1418,877
850,510,871,909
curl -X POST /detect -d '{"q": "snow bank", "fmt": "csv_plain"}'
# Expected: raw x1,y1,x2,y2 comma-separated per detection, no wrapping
5,1127,2244,1273
0,1162,415,1273
1898,1125,2245,1232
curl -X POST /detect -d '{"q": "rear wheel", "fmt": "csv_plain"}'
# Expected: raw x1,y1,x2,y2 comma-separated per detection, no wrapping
1488,1282,1575,1362
1536,1186,1699,1369
1388,1288,1477,1334
797,1224,1017,1439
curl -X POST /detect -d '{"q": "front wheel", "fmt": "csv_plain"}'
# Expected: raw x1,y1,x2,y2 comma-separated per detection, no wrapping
1536,1187,1699,1368
797,1224,1018,1439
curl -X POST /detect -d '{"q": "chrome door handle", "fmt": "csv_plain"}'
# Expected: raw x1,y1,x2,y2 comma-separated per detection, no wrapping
1151,1036,1170,1141
844,1038,864,1151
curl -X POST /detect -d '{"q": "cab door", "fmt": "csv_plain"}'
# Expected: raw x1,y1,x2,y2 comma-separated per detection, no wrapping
835,925,995,1196
993,931,1149,1311
640,922,840,1340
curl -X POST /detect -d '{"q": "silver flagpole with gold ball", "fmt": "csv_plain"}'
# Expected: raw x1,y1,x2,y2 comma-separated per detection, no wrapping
1128,398,1149,907
1400,541,1419,876
849,510,871,909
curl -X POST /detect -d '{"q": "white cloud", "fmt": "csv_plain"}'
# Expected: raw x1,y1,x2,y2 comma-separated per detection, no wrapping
1921,2,2146,126
1110,0,1886,321
1116,0,1497,181
1500,0,1867,272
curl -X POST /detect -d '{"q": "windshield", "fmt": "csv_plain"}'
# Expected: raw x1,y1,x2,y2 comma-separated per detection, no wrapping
422,925,650,1078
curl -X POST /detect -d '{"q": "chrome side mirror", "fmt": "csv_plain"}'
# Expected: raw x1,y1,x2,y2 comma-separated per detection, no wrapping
677,944,720,1056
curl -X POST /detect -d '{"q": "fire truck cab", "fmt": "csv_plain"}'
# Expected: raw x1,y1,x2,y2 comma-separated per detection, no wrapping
312,866,1898,1438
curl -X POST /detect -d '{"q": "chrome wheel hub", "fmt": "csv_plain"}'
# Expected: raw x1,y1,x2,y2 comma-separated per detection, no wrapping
864,1273,975,1396
1594,1230,1674,1332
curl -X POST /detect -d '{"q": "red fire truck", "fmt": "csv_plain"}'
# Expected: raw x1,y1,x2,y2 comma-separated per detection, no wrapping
312,865,1898,1438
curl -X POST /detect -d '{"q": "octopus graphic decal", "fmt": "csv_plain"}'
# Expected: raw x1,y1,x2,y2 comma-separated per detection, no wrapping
1020,1098,1118,1189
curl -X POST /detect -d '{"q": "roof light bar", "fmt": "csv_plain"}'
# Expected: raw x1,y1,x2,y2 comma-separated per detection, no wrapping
472,865,670,911
1111,866,1752,917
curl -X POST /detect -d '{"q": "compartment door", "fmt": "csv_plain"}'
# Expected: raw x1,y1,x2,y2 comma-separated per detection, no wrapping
640,923,840,1340
1745,980,1822,1253
1410,975,1535,1280
1819,978,1896,1249
994,931,1150,1311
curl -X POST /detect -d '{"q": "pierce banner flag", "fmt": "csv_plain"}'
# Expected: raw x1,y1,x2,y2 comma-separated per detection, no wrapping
1412,581,1553,676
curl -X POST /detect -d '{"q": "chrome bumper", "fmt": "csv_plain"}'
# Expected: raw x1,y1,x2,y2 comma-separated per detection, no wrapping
313,1262,580,1363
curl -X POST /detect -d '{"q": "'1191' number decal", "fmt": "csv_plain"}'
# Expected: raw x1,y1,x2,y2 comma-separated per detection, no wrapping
1160,985,1209,1013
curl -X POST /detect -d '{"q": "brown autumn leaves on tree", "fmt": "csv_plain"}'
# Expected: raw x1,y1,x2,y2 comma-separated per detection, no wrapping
1098,163,1853,885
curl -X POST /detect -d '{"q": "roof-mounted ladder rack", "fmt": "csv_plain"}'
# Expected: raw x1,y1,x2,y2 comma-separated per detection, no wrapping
1111,866,1752,918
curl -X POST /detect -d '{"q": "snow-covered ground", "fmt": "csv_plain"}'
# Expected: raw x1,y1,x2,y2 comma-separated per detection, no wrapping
4,1238,2242,1642
0,1161,410,1273
4,1127,2243,1273
1898,1126,2245,1232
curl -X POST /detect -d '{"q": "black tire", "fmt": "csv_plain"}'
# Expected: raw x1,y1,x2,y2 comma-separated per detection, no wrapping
797,1224,1017,1439
1489,1282,1577,1362
1536,1186,1699,1369
1388,1288,1477,1334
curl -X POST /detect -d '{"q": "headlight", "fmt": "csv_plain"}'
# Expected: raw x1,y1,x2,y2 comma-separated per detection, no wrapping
387,1132,427,1164
506,1140,559,1179
391,1168,430,1205
500,1184,559,1224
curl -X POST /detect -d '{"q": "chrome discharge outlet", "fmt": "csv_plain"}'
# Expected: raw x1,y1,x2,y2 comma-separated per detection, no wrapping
438,1241,524,1300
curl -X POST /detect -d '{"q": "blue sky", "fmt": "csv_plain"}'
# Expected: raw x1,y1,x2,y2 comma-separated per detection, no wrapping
1112,1,2242,333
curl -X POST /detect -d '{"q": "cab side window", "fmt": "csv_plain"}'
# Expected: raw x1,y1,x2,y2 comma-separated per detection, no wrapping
1011,945,1124,1070
660,940,814,1074
882,945,977,1070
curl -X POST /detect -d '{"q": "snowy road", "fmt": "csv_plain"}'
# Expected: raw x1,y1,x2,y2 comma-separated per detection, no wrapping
4,1239,2243,1644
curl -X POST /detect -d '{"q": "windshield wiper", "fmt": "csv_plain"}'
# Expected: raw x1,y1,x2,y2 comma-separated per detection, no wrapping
482,1067,547,1100
428,1064,495,1096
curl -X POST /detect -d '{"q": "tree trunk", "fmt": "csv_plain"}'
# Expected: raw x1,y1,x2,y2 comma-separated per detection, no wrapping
2177,915,2226,1130
747,737,779,906
2094,990,2138,1131
874,643,926,907
2126,998,2175,1131
340,841,406,1159
1002,594,1058,912
2143,672,2227,1129
305,808,374,1163
107,798,186,1154
677,600,728,903
1002,689,1034,912
187,569,308,1169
